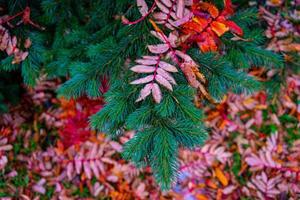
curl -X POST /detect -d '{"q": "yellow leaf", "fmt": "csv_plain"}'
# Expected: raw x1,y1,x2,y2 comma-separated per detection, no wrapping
215,167,228,186
255,105,268,110
211,21,229,36
149,19,162,33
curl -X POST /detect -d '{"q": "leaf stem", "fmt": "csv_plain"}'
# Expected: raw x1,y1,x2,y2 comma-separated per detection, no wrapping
123,1,157,25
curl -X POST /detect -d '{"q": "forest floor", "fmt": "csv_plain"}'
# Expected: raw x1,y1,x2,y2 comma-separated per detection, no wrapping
0,74,299,200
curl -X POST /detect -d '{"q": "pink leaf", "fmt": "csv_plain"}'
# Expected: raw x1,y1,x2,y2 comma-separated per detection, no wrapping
37,178,46,186
110,141,123,152
265,151,275,167
153,12,168,20
90,161,100,178
95,160,105,174
159,61,178,72
165,22,175,30
172,12,193,27
168,32,178,47
176,0,185,18
32,185,46,194
83,161,92,179
148,44,169,54
137,0,149,16
89,145,98,158
136,83,153,102
75,159,82,174
175,50,196,65
223,185,237,195
67,163,73,180
156,1,169,13
93,182,104,197
135,183,149,198
0,144,13,151
161,0,172,7
107,175,118,182
142,55,159,60
155,74,173,91
262,172,268,183
150,31,165,42
245,155,263,167
135,58,158,65
130,65,156,73
185,0,193,6
152,83,162,103
130,75,154,84
157,68,176,84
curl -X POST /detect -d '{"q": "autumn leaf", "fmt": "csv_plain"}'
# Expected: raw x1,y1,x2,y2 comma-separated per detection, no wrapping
130,55,177,103
130,75,154,84
152,83,162,103
137,0,149,16
136,83,153,102
180,0,243,52
211,21,229,37
130,65,156,73
214,167,229,186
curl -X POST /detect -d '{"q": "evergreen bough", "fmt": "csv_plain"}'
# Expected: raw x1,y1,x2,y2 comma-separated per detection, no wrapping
0,0,284,189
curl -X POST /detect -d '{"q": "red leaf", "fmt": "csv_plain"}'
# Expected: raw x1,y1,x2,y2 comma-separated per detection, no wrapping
225,20,243,36
222,0,234,16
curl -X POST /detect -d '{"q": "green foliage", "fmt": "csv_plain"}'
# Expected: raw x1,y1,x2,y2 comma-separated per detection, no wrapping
0,0,287,190
190,51,261,100
150,128,178,189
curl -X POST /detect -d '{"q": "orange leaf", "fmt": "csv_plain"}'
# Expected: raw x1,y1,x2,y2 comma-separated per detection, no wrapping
196,194,209,200
215,167,229,186
193,16,210,29
197,34,218,52
211,21,229,36
182,22,201,34
194,2,219,18
216,189,223,200
206,179,218,189
55,140,65,154
149,19,162,33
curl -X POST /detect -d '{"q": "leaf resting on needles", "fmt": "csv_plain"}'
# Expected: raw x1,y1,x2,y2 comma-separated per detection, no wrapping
136,83,153,102
152,83,162,103
130,75,154,84
130,54,177,103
